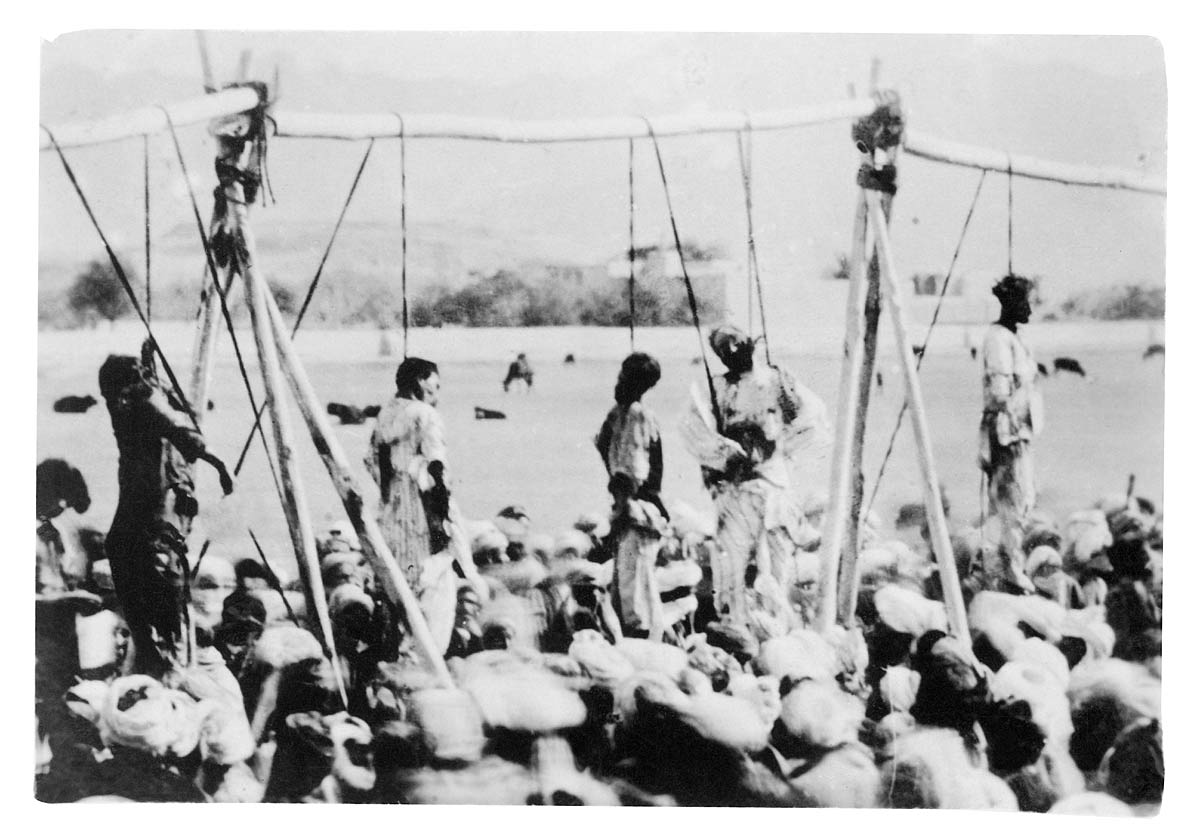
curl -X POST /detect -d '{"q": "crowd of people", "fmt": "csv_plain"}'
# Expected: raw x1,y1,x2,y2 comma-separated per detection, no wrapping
33,281,1163,808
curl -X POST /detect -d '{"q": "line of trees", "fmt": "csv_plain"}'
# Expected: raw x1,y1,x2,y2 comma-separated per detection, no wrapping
41,250,727,329
410,268,723,328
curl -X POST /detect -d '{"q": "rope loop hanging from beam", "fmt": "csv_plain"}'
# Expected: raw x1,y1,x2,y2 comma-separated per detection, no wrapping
1007,153,1015,276
627,138,636,351
395,113,410,358
143,135,152,324
735,114,771,366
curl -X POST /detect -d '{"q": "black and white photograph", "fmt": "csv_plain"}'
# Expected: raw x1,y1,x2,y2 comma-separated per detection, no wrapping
30,24,1175,812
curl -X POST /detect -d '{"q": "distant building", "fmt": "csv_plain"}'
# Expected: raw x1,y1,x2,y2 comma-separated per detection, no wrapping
605,243,731,322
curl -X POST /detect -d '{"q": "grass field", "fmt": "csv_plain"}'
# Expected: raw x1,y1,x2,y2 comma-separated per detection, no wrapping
37,322,1164,581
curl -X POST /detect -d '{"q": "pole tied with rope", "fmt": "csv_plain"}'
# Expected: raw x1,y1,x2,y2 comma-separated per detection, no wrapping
852,92,904,195
209,81,273,272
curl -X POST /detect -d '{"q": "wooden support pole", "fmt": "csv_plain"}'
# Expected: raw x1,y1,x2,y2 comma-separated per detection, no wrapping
866,190,971,639
839,191,890,622
839,196,896,622
195,31,217,93
188,267,236,429
260,287,455,687
815,191,872,632
222,161,348,706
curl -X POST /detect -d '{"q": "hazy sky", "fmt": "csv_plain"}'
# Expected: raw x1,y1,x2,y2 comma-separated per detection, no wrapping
41,30,1167,84
39,31,1167,315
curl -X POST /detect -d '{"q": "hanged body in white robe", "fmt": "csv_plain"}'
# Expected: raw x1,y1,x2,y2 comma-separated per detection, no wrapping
979,323,1043,590
681,360,830,631
367,397,482,653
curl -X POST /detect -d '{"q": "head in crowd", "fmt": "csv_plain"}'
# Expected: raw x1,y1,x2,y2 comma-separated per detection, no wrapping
613,352,662,406
234,559,271,592
37,458,91,519
394,357,441,405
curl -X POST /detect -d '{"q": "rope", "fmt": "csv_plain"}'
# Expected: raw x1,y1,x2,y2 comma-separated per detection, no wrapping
863,168,989,517
628,138,636,351
158,109,286,502
735,122,771,366
641,117,723,432
248,528,299,626
979,470,987,532
143,134,152,324
293,138,377,337
229,138,377,477
397,114,409,358
1007,154,1014,275
41,124,199,429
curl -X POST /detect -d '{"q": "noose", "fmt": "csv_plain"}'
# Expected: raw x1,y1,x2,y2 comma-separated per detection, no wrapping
400,116,410,358
736,122,771,366
628,138,636,351
143,134,152,324
1007,154,1014,275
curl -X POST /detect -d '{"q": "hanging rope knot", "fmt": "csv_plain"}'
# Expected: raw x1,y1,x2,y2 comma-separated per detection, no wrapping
209,81,272,206
853,94,904,194
857,163,898,194
852,94,904,155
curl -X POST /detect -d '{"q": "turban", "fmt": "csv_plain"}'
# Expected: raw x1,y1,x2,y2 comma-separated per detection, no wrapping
101,675,202,758
616,638,689,679
879,665,922,713
568,629,636,686
552,530,594,561
874,584,948,636
779,678,865,749
755,631,839,682
409,687,486,763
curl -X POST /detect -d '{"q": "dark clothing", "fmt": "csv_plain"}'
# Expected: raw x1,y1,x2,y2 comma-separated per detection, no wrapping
102,378,209,677
1106,578,1161,660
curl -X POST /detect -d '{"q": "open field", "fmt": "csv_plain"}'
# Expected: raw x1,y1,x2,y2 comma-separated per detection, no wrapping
37,321,1164,580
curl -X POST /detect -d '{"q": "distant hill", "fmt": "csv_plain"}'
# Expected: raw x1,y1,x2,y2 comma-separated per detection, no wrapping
40,215,608,303
40,34,1166,325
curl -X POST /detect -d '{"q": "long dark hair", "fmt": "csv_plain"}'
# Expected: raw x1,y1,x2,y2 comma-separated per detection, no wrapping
394,357,439,400
614,352,661,405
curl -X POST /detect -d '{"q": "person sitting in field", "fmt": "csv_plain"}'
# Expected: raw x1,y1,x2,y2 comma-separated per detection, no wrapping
595,352,667,520
98,341,233,677
503,353,534,393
